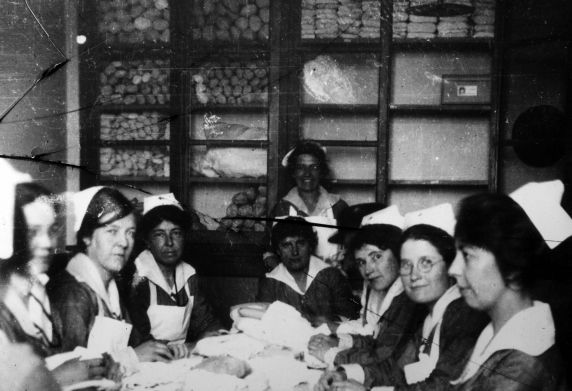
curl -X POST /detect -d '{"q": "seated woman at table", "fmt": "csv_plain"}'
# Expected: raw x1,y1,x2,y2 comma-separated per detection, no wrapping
317,210,488,391
264,140,348,270
448,192,567,390
48,186,173,362
308,208,426,370
127,194,224,356
257,217,359,326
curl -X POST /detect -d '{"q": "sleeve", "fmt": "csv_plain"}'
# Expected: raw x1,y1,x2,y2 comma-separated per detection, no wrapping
256,277,276,303
471,352,560,391
125,276,152,343
325,268,361,321
186,275,225,342
332,199,349,220
49,278,98,352
391,304,488,391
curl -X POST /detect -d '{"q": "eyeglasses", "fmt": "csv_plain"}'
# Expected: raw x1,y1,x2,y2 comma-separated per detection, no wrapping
399,257,443,275
357,251,387,268
294,164,320,174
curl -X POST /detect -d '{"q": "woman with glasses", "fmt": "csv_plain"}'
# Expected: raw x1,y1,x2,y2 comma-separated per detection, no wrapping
448,192,566,390
127,194,224,359
263,140,348,270
308,218,425,374
317,219,488,391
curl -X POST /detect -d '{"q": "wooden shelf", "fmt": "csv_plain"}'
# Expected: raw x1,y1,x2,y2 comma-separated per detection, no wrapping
389,104,491,114
188,42,270,58
301,104,379,115
189,104,268,114
98,176,170,183
187,176,267,184
98,104,171,113
102,45,172,59
311,140,378,148
297,40,382,53
330,179,377,186
188,139,268,148
392,38,493,51
99,140,169,147
389,180,489,187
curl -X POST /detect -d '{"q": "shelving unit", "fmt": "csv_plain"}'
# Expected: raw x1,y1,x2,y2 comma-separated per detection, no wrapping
80,0,503,225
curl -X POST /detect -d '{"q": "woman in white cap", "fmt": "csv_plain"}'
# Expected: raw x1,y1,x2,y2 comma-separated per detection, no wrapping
127,194,223,358
48,186,174,362
317,205,488,391
308,210,425,374
448,193,566,390
264,140,348,270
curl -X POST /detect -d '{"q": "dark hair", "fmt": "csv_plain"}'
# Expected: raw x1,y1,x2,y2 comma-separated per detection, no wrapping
2,183,56,279
76,187,135,251
271,217,317,253
399,224,457,266
455,193,547,291
348,224,403,257
286,140,331,180
139,205,190,240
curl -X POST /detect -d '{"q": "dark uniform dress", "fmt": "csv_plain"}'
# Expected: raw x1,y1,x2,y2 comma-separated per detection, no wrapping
356,295,488,390
333,290,426,368
257,256,360,325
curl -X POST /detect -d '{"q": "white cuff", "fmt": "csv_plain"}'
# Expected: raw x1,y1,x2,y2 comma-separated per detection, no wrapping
371,387,394,391
324,347,342,367
263,252,275,260
338,333,353,350
341,363,365,384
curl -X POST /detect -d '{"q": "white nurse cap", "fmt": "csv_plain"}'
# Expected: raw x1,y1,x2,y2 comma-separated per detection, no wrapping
72,186,104,232
404,203,456,236
360,205,405,230
0,159,32,259
143,193,183,215
509,180,572,249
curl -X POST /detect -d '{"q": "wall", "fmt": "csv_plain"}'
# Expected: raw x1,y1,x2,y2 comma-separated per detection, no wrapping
499,0,571,197
0,0,70,194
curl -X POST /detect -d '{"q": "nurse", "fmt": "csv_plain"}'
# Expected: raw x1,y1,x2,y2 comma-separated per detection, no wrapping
449,188,567,390
48,186,173,362
128,194,223,357
317,204,488,391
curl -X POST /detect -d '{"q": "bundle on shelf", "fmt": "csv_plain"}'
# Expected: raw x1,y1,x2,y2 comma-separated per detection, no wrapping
97,0,170,44
100,59,170,105
99,147,170,178
220,186,268,233
191,0,270,42
192,61,269,105
100,112,170,141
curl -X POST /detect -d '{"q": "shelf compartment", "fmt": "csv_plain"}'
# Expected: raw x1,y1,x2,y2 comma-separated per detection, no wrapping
190,145,267,180
301,53,380,105
389,104,491,114
100,146,169,179
100,112,170,141
389,187,483,215
190,59,269,107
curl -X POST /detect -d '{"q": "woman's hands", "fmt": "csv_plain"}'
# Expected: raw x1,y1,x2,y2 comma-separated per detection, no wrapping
314,369,347,391
308,333,339,361
168,342,194,360
134,340,174,362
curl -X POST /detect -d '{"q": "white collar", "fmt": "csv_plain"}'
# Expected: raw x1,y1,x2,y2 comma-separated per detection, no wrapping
266,255,329,295
282,187,340,217
423,285,461,339
134,249,196,294
3,284,40,339
361,278,404,326
452,301,555,385
66,252,122,317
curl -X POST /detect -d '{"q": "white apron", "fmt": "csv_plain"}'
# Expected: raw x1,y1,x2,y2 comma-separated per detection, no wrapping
147,282,193,343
